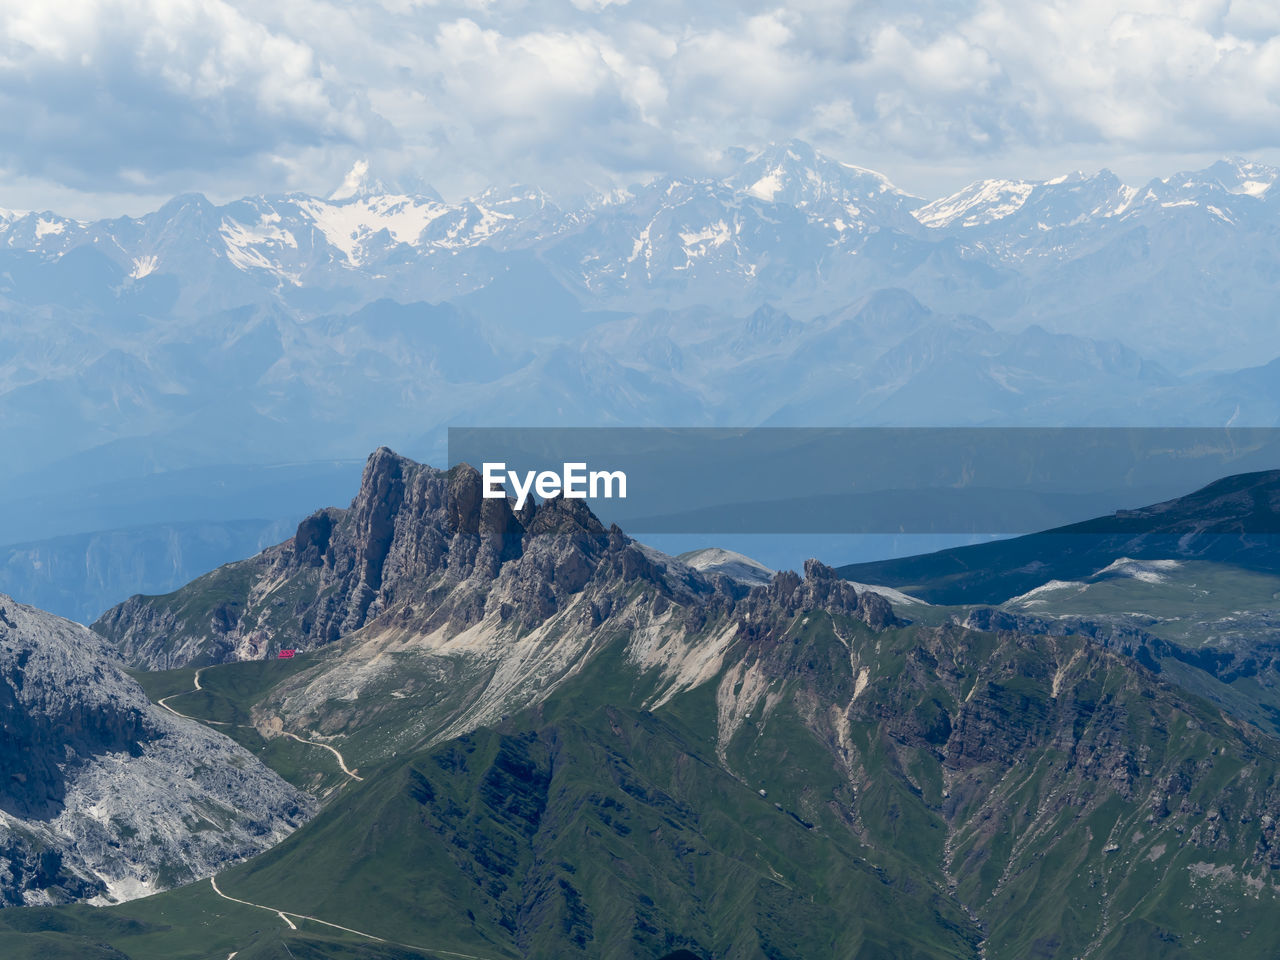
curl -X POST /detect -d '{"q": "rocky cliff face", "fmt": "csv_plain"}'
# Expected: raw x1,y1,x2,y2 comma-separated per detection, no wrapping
0,595,313,906
97,447,894,671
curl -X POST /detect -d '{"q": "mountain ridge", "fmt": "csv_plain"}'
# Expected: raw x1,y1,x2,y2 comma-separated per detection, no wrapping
95,447,896,677
836,468,1280,607
4,142,1280,369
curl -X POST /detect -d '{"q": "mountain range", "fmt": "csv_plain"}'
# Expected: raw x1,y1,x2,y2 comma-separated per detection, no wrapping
4,449,1280,958
6,139,1280,626
6,141,1280,621
8,142,1280,375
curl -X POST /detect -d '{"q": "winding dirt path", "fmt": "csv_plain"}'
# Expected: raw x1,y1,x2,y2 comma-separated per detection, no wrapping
156,669,232,725
209,877,497,960
154,667,362,782
211,876,297,930
278,731,363,781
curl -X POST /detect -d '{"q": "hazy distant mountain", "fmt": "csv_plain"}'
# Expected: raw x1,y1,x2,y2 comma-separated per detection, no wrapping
0,518,296,624
5,142,1280,368
837,468,1280,606
3,141,1280,621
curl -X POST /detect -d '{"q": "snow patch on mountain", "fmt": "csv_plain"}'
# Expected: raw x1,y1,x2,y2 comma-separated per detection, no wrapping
914,179,1034,228
129,255,158,279
678,220,733,261
1005,579,1088,607
35,217,66,239
297,195,448,265
220,213,299,275
747,167,786,202
842,580,928,606
1093,557,1182,583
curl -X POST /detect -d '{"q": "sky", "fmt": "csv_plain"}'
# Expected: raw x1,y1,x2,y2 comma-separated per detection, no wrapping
4,0,1280,216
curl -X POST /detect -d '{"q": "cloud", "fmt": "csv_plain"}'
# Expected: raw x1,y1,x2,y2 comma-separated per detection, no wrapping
6,0,1280,208
0,0,378,193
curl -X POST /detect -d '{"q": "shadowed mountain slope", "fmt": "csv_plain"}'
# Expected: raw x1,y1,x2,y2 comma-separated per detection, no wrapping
837,469,1280,606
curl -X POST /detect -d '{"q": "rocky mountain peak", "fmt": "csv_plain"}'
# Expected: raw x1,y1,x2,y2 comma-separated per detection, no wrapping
98,450,908,673
724,561,900,644
803,557,838,580
99,449,681,665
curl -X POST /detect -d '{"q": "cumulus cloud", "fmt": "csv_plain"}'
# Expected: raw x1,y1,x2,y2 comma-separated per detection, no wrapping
5,0,1280,208
0,0,378,194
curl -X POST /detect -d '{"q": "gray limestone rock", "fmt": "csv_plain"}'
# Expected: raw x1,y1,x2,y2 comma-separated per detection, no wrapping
0,595,314,906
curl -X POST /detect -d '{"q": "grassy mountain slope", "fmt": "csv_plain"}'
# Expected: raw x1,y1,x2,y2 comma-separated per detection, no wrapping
836,470,1280,606
11,592,1280,957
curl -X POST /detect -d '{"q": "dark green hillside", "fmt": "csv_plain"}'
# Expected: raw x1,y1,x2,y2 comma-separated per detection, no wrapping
838,469,1280,605
219,707,974,960
0,880,441,959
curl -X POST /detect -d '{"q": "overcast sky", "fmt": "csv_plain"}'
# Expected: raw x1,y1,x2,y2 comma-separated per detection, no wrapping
4,0,1280,216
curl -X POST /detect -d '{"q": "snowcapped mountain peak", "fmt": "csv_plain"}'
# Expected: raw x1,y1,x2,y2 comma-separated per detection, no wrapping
918,168,1137,233
1045,170,1086,186
1043,168,1129,192
1200,157,1279,197
913,178,1034,228
475,183,554,213
328,159,442,203
726,140,914,208
1136,159,1280,218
